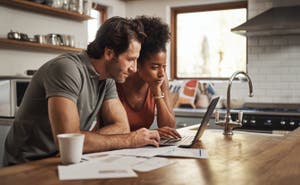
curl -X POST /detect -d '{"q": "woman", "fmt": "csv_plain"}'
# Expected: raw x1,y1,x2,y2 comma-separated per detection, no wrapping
116,16,181,139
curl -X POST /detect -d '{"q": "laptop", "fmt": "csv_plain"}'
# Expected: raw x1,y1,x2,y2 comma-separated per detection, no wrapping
160,96,220,148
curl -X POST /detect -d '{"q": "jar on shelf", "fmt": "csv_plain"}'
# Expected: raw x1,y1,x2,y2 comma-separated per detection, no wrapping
51,0,63,8
69,0,83,14
82,0,91,15
62,0,69,10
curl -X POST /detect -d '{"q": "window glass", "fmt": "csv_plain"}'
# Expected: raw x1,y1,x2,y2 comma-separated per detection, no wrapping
88,9,101,43
174,6,247,79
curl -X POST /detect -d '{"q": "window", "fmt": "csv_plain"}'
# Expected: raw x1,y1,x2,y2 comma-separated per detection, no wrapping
171,1,247,79
88,3,107,43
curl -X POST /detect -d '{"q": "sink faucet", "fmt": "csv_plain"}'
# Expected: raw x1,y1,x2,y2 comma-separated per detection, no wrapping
215,71,254,135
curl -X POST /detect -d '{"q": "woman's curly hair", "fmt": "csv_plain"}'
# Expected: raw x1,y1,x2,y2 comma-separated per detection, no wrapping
135,16,171,65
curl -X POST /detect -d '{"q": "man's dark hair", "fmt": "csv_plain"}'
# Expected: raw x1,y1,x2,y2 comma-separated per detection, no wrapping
87,16,146,59
135,16,171,65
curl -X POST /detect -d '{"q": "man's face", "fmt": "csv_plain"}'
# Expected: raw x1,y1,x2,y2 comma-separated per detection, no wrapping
108,40,141,83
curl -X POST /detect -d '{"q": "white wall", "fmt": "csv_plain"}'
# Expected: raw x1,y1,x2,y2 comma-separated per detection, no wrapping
0,0,126,76
94,0,126,17
124,0,300,104
245,0,300,103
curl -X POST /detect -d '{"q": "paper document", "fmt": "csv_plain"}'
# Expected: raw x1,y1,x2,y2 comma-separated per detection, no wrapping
58,158,137,180
84,146,177,158
58,154,175,180
159,148,208,159
83,146,208,160
132,157,175,172
58,146,208,180
84,154,175,172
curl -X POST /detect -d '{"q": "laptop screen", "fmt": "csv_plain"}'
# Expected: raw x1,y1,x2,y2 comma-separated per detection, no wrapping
193,96,220,142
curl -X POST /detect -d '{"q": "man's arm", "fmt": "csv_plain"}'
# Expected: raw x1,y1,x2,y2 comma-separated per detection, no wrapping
48,96,160,153
96,98,130,134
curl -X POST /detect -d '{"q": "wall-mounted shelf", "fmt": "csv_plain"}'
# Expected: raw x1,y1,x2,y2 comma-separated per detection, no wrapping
0,0,93,21
0,38,83,53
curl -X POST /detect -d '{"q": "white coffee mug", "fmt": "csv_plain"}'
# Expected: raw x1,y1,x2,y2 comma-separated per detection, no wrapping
57,133,85,165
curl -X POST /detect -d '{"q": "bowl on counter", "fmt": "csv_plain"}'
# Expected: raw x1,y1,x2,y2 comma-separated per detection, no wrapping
222,98,245,109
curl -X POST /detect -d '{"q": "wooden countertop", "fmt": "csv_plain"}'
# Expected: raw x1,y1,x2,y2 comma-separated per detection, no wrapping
0,127,299,185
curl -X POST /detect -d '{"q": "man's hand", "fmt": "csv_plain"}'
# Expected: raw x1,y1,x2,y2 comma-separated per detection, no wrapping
129,128,160,147
157,126,181,139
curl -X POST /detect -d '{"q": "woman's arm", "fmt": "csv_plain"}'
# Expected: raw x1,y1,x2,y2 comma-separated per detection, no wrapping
151,76,181,139
155,76,175,128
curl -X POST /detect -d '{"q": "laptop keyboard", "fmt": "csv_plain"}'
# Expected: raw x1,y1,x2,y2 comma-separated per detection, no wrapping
161,135,194,145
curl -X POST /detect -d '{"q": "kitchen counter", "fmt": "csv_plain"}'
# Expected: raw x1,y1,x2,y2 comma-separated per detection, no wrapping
174,107,300,117
0,126,299,185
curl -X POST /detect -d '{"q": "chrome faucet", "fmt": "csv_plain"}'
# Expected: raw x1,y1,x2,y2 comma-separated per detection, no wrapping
215,71,254,135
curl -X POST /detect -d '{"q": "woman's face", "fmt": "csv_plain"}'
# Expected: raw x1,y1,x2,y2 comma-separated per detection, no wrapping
138,51,166,85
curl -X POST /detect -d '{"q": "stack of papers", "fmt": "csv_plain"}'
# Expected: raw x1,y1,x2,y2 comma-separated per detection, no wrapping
159,147,208,159
58,146,208,180
58,155,174,180
85,146,178,158
58,159,137,180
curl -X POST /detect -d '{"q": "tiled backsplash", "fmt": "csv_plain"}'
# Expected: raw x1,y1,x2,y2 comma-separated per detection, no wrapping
214,0,300,103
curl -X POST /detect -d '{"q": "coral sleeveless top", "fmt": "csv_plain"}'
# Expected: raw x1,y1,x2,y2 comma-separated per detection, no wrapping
116,84,155,131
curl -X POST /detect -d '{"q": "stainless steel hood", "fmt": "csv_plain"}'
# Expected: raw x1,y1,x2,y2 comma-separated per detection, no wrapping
231,5,300,36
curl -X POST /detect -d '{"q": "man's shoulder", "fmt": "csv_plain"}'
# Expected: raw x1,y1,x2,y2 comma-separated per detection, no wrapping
105,78,116,86
44,52,87,72
52,52,84,65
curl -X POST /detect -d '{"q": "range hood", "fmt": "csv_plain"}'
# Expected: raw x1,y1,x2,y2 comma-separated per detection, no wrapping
232,5,300,36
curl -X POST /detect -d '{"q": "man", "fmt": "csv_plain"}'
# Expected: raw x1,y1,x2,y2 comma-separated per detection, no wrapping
3,16,160,166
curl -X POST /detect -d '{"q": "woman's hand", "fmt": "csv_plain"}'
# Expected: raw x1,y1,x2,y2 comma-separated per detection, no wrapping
157,126,181,139
149,79,164,98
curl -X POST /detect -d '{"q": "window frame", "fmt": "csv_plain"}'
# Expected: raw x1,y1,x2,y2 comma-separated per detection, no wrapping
170,1,248,80
87,3,107,43
92,3,107,24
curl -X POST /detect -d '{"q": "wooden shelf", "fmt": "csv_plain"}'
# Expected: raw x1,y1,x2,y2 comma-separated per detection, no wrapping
0,38,83,53
0,0,93,21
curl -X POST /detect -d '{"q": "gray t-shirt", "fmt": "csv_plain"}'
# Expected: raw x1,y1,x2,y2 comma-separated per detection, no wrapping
3,52,117,165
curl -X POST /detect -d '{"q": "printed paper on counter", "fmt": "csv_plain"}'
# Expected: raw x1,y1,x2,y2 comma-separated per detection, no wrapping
159,148,209,159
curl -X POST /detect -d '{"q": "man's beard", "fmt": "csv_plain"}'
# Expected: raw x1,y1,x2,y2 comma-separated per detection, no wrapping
108,57,126,83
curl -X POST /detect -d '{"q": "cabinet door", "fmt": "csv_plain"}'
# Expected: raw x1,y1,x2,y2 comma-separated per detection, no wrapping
175,116,223,129
0,124,12,167
175,116,201,128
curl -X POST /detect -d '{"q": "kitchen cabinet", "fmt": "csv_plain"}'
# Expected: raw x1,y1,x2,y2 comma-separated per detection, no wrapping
175,116,220,129
0,119,13,167
174,107,300,134
174,108,220,128
0,0,92,21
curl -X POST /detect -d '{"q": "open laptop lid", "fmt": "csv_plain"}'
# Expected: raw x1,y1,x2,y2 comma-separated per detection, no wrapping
186,96,220,147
